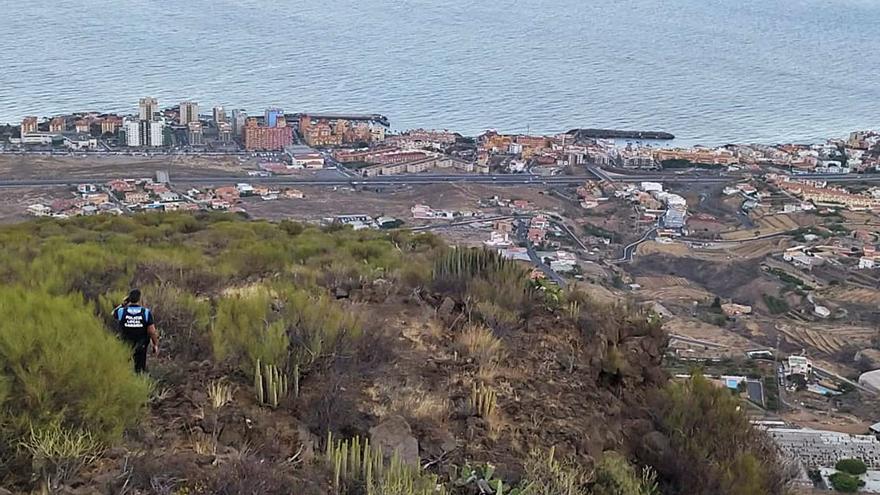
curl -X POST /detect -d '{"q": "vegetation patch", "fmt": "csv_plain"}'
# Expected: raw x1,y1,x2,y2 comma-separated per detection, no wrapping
0,213,789,494
762,293,790,314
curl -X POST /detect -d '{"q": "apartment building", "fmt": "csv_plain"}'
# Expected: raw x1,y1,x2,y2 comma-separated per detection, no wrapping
298,113,387,147
139,97,159,121
179,101,200,125
654,147,738,166
21,116,38,135
101,116,122,135
49,117,65,133
243,117,293,151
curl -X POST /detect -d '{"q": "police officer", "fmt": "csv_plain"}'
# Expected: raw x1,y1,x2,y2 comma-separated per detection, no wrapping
113,289,159,373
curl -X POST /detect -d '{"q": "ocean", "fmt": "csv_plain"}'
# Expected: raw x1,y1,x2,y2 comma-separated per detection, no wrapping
2,0,879,145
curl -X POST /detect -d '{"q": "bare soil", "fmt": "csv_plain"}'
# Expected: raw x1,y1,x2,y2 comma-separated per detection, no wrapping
239,183,567,224
0,154,252,180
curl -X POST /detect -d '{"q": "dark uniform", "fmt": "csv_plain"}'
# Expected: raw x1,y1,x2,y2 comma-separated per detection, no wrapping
114,304,155,373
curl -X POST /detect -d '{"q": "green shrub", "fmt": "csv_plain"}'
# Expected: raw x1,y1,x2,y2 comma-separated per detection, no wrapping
762,294,790,315
0,287,151,443
601,345,631,377
212,288,288,373
212,285,362,374
31,242,134,299
474,300,522,333
277,287,362,368
142,284,211,360
829,471,863,492
653,372,785,494
591,451,658,495
835,458,867,476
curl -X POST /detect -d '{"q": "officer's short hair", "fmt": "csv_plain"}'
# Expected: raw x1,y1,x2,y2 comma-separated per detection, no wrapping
127,289,141,304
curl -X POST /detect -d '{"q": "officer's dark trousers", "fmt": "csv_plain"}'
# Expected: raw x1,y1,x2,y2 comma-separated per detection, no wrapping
126,339,149,373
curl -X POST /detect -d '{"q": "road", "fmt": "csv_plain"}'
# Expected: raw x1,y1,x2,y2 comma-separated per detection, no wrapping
408,215,516,232
515,218,567,286
587,165,880,184
0,173,595,188
615,227,657,263
668,334,726,348
3,164,880,188
678,227,800,244
551,219,588,251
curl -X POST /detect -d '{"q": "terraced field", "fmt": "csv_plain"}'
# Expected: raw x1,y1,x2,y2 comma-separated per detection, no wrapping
720,214,801,241
776,322,875,356
636,240,691,257
824,287,880,306
634,275,714,302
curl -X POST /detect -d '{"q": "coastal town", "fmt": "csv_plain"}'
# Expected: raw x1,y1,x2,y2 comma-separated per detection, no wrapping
3,97,880,491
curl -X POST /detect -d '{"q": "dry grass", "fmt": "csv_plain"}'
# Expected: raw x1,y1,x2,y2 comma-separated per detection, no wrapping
20,423,102,488
149,385,173,405
191,431,218,456
369,382,451,424
456,323,504,366
207,380,233,410
636,240,691,257
476,363,502,384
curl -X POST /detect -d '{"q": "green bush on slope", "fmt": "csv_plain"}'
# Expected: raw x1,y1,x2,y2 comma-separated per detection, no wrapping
591,451,659,495
835,458,868,476
212,285,362,374
0,287,151,443
653,372,786,495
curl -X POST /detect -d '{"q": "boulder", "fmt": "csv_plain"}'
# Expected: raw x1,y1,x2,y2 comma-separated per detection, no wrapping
438,297,456,317
420,426,458,459
369,415,420,466
297,424,320,462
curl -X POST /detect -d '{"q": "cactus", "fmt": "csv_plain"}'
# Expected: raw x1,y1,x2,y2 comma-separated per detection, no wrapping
325,434,443,495
254,359,264,404
433,247,528,284
469,383,497,418
454,462,520,495
566,300,580,320
254,361,288,408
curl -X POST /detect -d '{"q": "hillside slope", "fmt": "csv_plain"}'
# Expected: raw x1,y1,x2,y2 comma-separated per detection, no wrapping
0,213,786,494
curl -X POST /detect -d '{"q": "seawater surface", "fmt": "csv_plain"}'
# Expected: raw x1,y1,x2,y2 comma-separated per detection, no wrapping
2,0,879,144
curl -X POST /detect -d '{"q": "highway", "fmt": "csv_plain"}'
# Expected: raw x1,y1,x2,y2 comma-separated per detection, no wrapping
3,165,880,188
590,166,880,184
0,173,597,188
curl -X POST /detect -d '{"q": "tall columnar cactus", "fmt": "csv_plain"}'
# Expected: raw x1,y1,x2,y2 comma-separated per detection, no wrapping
566,300,580,320
433,247,520,280
254,359,264,405
325,433,440,495
254,361,288,408
469,383,498,419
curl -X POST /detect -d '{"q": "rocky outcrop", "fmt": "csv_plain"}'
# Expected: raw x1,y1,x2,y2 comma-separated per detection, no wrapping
369,415,420,466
